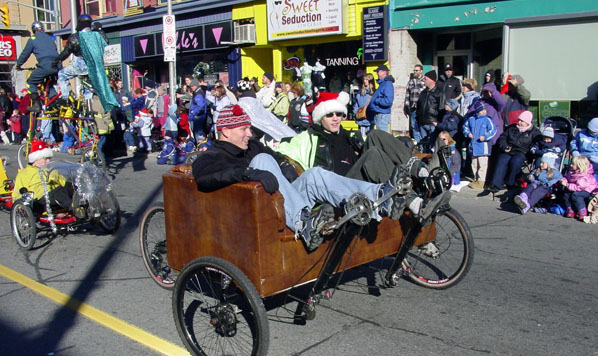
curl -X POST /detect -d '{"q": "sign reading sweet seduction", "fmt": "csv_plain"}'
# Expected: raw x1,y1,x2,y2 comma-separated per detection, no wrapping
267,0,346,41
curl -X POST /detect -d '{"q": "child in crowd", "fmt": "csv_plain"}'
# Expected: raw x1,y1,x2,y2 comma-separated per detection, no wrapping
514,154,562,214
437,131,462,186
8,109,21,144
131,88,146,119
131,109,153,153
530,126,566,168
463,101,496,189
122,96,136,153
560,155,597,220
436,99,462,140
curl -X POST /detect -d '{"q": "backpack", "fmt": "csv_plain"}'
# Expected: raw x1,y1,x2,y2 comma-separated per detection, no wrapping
288,95,310,131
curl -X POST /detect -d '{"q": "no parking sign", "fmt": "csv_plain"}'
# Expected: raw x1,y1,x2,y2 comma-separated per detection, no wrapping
163,15,176,62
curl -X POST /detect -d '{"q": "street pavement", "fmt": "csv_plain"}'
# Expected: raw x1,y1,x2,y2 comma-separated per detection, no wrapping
0,143,596,356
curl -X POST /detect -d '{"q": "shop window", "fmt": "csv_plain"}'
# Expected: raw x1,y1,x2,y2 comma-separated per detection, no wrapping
124,0,142,15
106,65,122,82
34,0,57,31
85,0,101,17
105,0,117,13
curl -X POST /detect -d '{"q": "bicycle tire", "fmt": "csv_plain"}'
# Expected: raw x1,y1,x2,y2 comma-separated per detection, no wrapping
139,203,176,289
97,191,121,233
17,144,28,169
403,208,474,289
80,147,106,171
173,256,269,356
11,200,37,250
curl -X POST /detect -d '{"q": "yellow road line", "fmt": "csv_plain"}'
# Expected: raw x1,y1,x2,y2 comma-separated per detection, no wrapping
0,264,190,356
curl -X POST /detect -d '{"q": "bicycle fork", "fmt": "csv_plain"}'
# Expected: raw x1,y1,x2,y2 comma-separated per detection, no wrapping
384,220,423,286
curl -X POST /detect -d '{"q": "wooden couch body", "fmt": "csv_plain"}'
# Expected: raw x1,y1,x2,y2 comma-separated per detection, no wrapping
164,165,436,298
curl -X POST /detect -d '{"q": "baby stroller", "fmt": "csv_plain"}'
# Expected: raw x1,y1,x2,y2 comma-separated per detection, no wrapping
539,115,577,174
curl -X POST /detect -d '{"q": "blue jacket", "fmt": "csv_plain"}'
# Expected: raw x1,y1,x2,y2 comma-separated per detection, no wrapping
189,89,207,121
529,168,562,189
131,96,145,119
368,76,395,115
571,129,598,164
437,111,461,139
463,114,496,157
531,132,567,157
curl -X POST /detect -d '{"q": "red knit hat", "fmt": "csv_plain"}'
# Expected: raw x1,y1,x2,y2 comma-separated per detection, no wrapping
312,91,350,125
28,139,53,163
216,105,251,130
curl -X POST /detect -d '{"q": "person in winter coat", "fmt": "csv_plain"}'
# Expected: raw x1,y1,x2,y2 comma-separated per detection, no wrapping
570,117,598,172
502,74,531,126
463,101,497,187
459,79,480,117
131,109,153,152
560,155,598,220
368,65,394,133
276,92,419,184
438,63,461,100
436,131,462,186
268,82,290,122
435,98,461,141
530,126,567,168
483,110,541,194
353,73,376,136
188,79,208,141
479,83,506,144
513,154,562,214
416,70,445,151
131,88,146,120
287,83,312,133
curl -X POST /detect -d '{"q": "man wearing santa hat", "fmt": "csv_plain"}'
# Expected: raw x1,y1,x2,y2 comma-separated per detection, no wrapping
12,139,73,211
193,105,448,251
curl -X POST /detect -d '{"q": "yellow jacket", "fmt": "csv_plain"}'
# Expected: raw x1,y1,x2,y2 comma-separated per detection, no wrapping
12,165,67,201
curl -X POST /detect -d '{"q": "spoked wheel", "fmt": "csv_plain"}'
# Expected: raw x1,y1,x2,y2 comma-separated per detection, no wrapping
139,203,176,289
11,200,37,250
184,151,202,165
17,144,28,169
96,190,121,233
173,257,269,356
80,147,106,171
402,208,474,289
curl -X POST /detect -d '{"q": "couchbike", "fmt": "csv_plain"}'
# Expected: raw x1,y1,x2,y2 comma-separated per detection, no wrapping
10,161,120,250
139,147,474,356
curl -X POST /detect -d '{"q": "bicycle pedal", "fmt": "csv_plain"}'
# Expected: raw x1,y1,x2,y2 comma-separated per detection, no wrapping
321,290,333,300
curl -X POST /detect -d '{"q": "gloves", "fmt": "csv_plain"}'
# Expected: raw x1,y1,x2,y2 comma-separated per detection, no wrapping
244,168,279,194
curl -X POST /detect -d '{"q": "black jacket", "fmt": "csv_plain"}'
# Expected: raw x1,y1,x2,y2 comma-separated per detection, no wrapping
497,124,541,156
416,85,445,126
310,125,363,176
192,139,297,192
439,76,462,100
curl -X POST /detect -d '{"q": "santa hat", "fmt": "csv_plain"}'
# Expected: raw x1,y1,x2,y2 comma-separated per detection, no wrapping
216,105,251,130
136,109,149,119
312,91,350,125
28,139,53,163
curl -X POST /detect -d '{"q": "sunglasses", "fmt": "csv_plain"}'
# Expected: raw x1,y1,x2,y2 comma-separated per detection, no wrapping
325,112,346,118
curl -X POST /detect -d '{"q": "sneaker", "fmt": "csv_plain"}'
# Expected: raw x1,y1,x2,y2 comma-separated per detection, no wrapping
299,204,335,251
565,207,574,218
468,180,484,189
513,195,530,215
420,191,451,221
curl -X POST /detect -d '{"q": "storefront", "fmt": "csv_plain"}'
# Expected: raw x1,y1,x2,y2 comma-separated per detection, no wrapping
233,0,388,91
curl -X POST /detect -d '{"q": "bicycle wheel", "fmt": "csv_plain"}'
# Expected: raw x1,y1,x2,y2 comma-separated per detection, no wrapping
403,208,474,289
97,190,120,233
184,151,201,165
17,144,28,169
173,257,269,356
11,200,37,250
139,203,176,289
80,147,106,171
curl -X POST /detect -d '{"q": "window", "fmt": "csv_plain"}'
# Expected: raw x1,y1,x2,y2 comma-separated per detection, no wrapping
85,0,101,17
34,0,57,31
105,0,117,13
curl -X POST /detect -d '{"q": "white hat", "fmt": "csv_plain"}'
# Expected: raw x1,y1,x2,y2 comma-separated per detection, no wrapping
312,91,350,125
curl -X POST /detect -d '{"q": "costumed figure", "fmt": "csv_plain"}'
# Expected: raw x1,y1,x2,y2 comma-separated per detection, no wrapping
301,61,314,97
312,59,326,89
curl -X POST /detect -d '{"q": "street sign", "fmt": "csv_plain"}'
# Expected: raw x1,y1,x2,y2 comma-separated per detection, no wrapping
163,15,176,62
362,6,388,62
